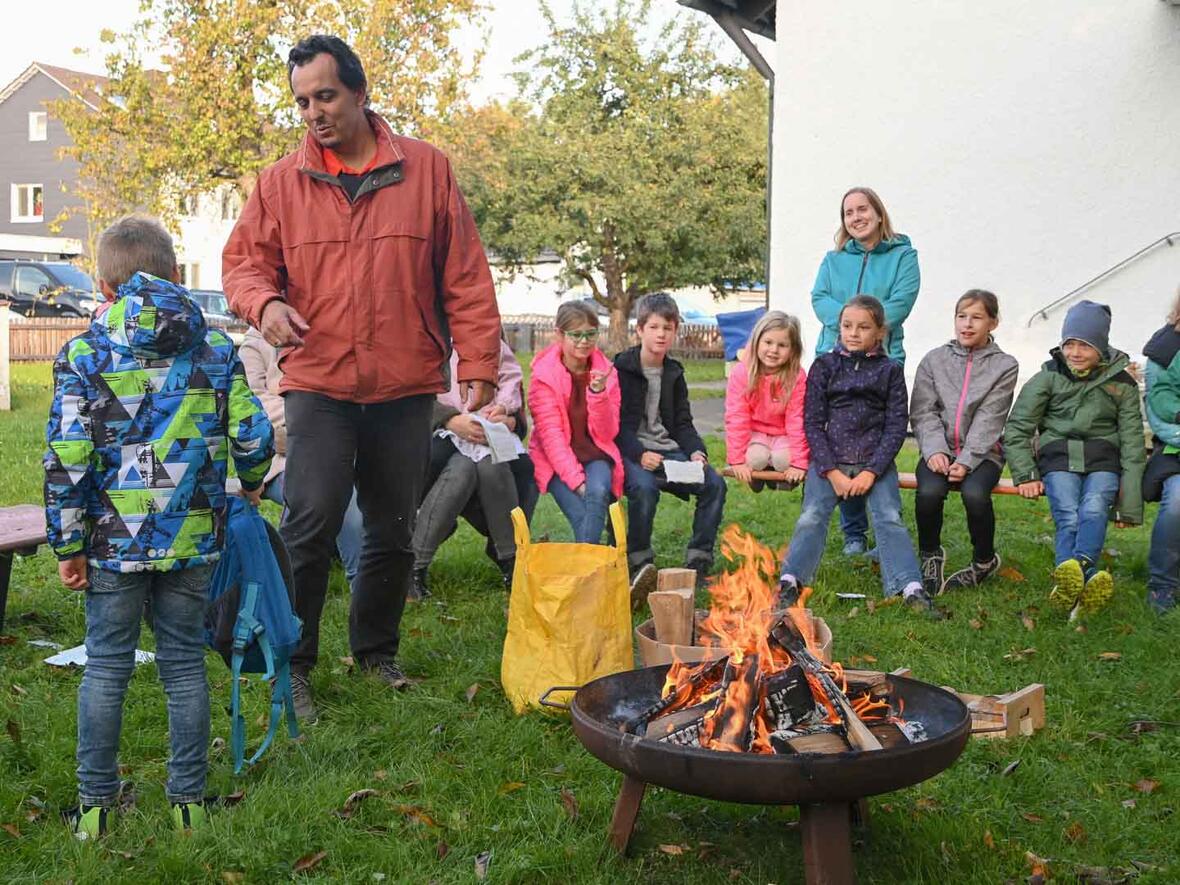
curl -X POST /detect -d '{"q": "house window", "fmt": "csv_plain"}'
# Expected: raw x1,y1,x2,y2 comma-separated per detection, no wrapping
11,184,44,222
28,111,48,141
178,262,200,288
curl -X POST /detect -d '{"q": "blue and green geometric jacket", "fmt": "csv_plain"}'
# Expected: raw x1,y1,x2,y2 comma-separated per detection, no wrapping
44,273,274,572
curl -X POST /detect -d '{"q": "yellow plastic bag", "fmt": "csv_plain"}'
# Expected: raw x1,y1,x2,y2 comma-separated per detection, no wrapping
501,502,632,713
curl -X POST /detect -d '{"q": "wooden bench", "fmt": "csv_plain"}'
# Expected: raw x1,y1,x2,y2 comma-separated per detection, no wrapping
720,468,1032,496
0,505,48,633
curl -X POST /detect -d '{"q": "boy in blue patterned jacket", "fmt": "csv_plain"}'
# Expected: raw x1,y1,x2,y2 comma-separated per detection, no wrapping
44,215,273,838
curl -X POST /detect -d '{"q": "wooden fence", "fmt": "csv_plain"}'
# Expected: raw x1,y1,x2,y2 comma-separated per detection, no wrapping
7,318,90,361
503,317,723,359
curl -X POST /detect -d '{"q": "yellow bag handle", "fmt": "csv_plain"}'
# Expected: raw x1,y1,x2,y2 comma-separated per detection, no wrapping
510,506,530,551
607,501,627,557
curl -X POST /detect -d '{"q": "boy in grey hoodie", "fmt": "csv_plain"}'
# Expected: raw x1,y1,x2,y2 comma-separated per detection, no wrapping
909,290,1019,594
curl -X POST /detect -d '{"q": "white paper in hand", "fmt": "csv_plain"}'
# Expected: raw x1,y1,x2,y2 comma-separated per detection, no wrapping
662,459,706,485
473,416,523,464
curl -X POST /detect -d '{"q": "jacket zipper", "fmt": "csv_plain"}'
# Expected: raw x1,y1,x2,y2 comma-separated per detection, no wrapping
855,251,870,291
952,351,974,456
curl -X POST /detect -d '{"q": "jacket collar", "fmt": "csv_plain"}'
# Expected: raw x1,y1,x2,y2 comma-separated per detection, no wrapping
1047,346,1129,383
297,110,406,183
947,336,1000,358
834,343,886,360
1144,324,1180,369
615,345,683,380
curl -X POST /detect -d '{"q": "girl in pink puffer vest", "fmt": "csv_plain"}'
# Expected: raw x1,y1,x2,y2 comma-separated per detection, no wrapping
725,311,810,489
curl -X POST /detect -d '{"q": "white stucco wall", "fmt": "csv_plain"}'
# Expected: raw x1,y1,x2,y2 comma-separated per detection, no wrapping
770,0,1180,381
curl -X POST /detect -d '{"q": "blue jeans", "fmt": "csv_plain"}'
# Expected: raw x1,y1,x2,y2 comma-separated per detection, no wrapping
548,459,614,543
839,496,869,546
78,565,213,806
781,464,921,597
266,472,365,593
1042,470,1120,573
1148,474,1180,608
623,451,728,570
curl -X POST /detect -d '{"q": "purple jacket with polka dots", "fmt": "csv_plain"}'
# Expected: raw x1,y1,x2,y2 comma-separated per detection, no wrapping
803,346,909,478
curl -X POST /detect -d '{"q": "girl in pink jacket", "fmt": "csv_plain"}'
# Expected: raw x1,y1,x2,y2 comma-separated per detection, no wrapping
528,302,624,544
725,311,810,489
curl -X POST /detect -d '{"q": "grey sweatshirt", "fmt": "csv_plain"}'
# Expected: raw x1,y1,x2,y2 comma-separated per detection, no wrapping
909,338,1020,471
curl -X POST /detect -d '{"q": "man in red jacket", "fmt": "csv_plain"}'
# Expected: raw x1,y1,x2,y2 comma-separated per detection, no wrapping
223,34,500,720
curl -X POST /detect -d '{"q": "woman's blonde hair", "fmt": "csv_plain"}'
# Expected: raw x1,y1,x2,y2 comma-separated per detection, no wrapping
834,186,896,250
746,310,803,401
555,300,600,332
1169,285,1180,332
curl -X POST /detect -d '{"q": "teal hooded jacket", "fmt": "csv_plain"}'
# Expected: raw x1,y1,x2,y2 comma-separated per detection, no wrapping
811,234,920,365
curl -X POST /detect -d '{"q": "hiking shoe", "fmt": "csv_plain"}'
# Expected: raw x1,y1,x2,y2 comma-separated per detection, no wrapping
903,585,948,620
629,563,658,612
1148,588,1177,615
290,670,318,722
688,561,713,591
941,554,1001,594
171,800,210,834
1077,569,1114,616
365,660,411,691
65,805,113,841
919,547,946,596
1049,559,1085,610
778,576,800,609
408,566,431,602
842,537,868,556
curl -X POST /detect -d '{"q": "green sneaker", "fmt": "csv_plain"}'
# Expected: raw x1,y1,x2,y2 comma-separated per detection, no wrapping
66,805,113,841
1049,559,1084,610
1078,569,1114,616
171,801,210,834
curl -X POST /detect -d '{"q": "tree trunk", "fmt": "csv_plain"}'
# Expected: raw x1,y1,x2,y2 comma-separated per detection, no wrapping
601,228,630,354
606,300,630,355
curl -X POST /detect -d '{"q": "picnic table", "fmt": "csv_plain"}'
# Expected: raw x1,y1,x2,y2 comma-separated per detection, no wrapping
0,505,48,633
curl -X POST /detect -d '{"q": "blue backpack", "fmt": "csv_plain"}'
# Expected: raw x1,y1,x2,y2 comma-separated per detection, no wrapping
206,499,303,773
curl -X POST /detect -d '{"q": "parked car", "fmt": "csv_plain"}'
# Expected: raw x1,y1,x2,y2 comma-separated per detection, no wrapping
190,289,247,345
0,260,101,318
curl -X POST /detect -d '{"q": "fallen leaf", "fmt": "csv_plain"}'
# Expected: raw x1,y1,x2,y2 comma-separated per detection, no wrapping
1064,821,1087,843
394,780,421,794
1122,799,1137,809
498,782,526,795
223,790,246,806
395,804,438,828
440,615,460,623
1134,779,1160,794
465,683,480,703
1,823,19,838
865,599,876,614
436,841,450,860
1075,624,1088,634
474,850,491,880
221,873,245,884
915,797,939,810
560,788,579,820
940,840,953,862
999,566,1025,582
5,720,21,744
1097,652,1122,662
1021,812,1045,823
11,684,27,697
336,788,379,819
293,850,327,874
374,770,387,781
1003,647,1037,661
846,607,859,619
0,636,16,645
983,829,995,849
969,619,984,630
658,844,687,856
339,656,354,667
1001,760,1021,777
1021,613,1036,632
861,654,877,663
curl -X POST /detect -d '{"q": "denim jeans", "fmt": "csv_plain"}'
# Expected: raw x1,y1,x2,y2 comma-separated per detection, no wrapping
1041,470,1120,573
781,464,921,596
838,496,869,546
1148,473,1180,608
548,459,614,544
264,472,366,595
623,451,727,570
78,565,213,806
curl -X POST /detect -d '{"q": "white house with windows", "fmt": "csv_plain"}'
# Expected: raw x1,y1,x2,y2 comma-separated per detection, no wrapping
0,62,237,289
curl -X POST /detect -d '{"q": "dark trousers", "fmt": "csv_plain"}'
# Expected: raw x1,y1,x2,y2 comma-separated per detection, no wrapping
282,391,433,671
914,459,1002,562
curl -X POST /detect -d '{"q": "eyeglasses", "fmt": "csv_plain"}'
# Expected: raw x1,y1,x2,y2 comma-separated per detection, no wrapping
563,330,599,342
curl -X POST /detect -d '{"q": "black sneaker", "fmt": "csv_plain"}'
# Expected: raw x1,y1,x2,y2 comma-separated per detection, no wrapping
778,577,800,609
687,561,712,591
941,554,1001,594
290,670,318,722
629,563,658,612
364,660,411,691
497,557,515,590
408,566,431,601
919,547,946,597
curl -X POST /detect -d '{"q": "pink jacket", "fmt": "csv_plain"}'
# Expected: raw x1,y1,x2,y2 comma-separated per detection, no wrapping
724,361,810,469
527,343,624,496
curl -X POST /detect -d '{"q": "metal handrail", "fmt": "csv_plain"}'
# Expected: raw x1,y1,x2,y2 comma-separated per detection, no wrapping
1026,231,1180,327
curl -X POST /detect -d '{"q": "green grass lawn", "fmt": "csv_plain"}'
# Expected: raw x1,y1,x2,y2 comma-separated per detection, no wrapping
2,361,1178,883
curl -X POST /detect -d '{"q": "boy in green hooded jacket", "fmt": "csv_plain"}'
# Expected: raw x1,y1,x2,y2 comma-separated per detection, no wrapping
1003,300,1145,618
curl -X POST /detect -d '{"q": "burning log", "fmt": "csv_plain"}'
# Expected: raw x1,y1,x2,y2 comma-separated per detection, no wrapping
775,730,851,755
700,654,761,752
623,657,728,734
646,702,716,747
762,664,821,732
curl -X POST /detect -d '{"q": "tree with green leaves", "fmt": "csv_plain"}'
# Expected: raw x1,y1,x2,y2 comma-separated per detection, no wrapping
52,0,484,266
456,0,767,350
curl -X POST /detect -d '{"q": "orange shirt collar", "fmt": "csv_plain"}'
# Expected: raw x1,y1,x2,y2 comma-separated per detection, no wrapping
322,144,380,177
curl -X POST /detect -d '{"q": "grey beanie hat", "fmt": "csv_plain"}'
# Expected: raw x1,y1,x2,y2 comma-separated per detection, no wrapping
1061,299,1111,356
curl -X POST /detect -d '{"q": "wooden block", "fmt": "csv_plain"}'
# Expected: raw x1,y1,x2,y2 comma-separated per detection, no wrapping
649,590,693,646
956,683,1046,739
657,568,696,592
783,731,851,754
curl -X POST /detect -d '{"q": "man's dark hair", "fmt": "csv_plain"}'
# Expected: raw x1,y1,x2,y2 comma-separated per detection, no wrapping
288,35,368,97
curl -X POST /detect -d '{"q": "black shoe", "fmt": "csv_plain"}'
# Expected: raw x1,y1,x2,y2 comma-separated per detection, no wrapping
290,670,318,722
364,660,411,691
629,563,658,612
904,587,947,620
688,561,712,591
941,554,1000,593
409,566,431,601
778,576,800,609
919,547,945,597
497,557,515,590
750,479,766,493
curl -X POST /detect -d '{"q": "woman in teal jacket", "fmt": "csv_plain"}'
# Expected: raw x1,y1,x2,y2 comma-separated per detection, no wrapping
811,186,921,553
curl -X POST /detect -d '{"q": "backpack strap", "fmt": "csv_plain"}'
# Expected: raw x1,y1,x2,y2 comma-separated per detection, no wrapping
245,661,300,767
230,581,266,774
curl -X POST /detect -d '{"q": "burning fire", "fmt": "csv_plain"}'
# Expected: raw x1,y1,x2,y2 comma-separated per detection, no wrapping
641,526,912,755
